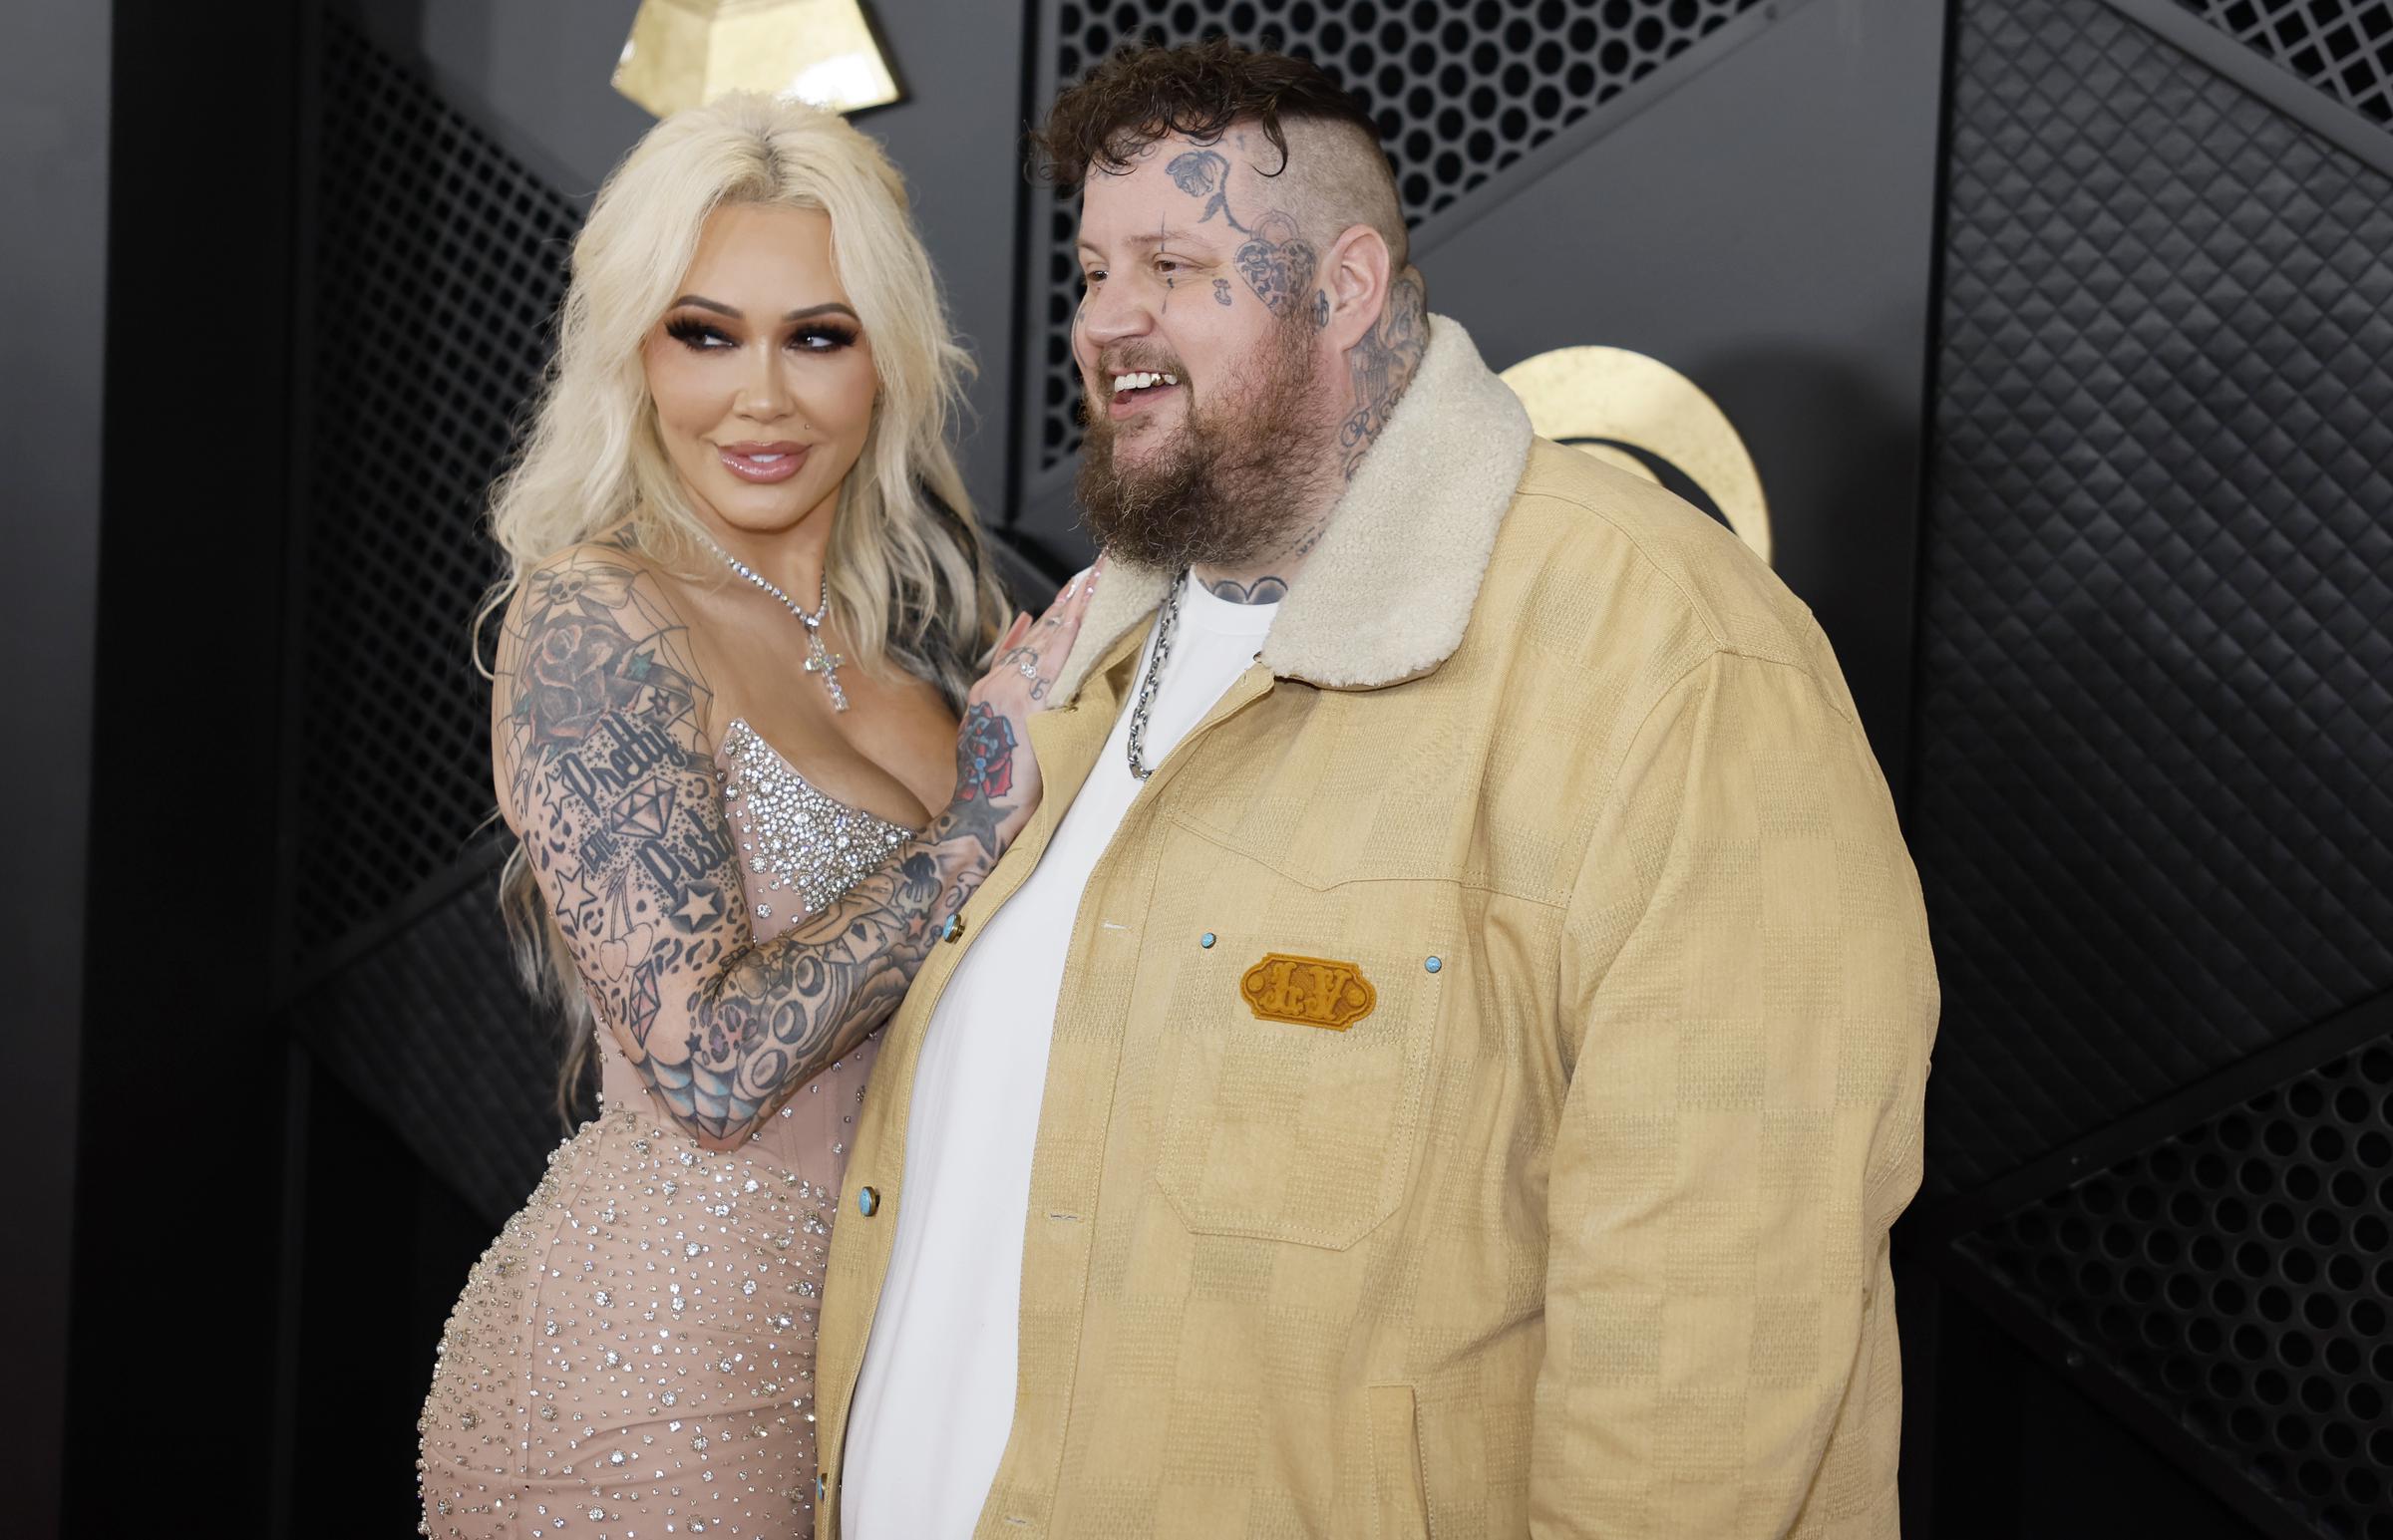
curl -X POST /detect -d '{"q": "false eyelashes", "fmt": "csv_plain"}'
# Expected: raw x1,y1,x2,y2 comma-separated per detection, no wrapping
664,316,860,354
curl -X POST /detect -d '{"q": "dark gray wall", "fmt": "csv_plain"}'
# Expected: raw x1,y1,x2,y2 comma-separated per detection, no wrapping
359,0,1035,522
0,0,108,1530
1425,0,1944,779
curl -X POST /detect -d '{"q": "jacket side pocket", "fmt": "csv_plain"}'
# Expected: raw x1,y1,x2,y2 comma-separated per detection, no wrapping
1367,1384,1430,1540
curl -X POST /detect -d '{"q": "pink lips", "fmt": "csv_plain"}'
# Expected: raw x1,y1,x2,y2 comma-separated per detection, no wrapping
717,441,810,483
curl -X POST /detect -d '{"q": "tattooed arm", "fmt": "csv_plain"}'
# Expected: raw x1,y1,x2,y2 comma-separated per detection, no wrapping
493,544,1094,1150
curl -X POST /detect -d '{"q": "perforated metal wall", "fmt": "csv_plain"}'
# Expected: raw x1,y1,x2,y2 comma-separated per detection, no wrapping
1027,0,1769,473
287,16,581,966
297,866,571,1222
1959,1033,2393,1538
1911,0,2393,1195
2171,0,2393,130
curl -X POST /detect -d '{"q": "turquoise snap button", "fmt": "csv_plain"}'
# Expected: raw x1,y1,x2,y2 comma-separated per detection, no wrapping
1199,932,1216,949
1425,956,1443,974
856,1185,880,1217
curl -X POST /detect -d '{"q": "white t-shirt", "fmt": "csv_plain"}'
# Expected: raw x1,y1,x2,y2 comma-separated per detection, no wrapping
840,575,1276,1540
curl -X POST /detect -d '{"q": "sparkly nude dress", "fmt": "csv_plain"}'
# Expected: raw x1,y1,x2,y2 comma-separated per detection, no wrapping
419,720,915,1538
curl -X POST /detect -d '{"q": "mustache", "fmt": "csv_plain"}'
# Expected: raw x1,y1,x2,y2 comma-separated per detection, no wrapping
1092,350,1187,377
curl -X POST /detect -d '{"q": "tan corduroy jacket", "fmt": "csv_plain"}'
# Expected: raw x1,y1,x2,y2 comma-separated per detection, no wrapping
817,319,1937,1540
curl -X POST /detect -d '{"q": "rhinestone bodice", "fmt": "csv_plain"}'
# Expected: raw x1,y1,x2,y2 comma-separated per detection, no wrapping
421,721,922,1537
716,717,917,933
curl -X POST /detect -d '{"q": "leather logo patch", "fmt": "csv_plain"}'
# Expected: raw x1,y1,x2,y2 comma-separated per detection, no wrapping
1239,953,1377,1031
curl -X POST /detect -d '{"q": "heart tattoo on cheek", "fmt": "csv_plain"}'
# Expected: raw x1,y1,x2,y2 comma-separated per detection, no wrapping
1235,212,1318,320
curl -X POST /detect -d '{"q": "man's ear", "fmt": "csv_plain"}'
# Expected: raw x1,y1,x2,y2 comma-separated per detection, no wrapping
1316,224,1395,352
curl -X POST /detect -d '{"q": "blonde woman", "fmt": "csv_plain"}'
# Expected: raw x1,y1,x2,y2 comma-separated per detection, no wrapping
418,94,1095,1536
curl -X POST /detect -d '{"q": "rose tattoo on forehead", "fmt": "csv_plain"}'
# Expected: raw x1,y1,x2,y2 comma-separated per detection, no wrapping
1167,150,1247,232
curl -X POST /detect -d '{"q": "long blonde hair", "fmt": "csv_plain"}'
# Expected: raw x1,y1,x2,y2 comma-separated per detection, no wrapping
482,94,1006,1118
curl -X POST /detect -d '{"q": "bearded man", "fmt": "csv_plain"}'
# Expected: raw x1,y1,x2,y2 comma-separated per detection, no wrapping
821,40,1937,1540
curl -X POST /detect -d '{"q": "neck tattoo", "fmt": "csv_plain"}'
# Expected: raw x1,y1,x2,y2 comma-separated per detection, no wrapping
701,533,850,713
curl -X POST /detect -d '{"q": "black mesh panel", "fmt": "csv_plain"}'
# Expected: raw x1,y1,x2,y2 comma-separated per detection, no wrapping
2171,0,2393,129
287,17,581,967
1913,0,2393,1194
1958,1030,2393,1538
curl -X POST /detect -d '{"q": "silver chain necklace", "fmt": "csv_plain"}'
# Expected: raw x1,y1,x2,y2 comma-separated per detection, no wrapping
1125,570,1188,780
700,533,849,713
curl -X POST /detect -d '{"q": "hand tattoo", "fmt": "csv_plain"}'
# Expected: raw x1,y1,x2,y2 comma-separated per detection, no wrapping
992,640,1051,703
950,703,1019,841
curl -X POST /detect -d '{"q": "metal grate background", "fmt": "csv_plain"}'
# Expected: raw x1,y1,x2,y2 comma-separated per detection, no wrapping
1025,0,1769,473
1910,0,2393,1197
1958,1032,2393,1538
278,16,589,1215
1918,0,2393,1532
287,16,581,968
292,865,570,1221
2171,0,2393,131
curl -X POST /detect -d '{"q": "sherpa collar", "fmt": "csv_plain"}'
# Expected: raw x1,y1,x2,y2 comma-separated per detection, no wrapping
1052,314,1534,699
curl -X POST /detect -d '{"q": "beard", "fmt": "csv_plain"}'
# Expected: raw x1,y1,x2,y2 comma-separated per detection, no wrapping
1075,309,1338,571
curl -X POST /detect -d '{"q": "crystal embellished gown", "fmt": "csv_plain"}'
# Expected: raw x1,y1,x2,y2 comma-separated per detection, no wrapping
419,721,916,1538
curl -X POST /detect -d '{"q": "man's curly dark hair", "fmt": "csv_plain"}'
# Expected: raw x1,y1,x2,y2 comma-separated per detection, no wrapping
1029,38,1385,192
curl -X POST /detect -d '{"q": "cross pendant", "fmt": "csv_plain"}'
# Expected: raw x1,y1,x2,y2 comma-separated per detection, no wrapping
804,632,850,713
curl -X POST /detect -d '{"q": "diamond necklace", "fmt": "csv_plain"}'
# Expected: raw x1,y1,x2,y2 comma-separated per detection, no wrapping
700,533,849,713
1125,570,1188,779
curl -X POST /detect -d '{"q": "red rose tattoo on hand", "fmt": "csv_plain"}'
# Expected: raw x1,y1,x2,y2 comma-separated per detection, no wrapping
954,703,1018,803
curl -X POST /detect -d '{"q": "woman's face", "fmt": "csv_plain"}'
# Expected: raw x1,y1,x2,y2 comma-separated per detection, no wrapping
642,201,877,541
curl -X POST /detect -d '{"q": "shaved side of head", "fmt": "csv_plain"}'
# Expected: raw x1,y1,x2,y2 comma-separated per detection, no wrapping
1250,114,1408,272
1032,37,1409,267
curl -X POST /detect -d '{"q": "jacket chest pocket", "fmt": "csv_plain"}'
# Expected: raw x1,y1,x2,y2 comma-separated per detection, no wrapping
1147,820,1455,1250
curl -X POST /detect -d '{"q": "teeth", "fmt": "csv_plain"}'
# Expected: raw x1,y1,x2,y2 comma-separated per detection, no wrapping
1111,371,1179,393
747,453,785,462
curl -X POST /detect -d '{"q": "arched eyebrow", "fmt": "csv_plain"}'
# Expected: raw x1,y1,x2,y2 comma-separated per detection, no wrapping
666,296,862,323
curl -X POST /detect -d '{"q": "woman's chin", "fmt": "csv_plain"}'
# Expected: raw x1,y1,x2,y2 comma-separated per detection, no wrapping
703,476,831,532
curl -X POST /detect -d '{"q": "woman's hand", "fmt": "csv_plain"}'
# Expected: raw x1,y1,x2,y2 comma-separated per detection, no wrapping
951,561,1103,851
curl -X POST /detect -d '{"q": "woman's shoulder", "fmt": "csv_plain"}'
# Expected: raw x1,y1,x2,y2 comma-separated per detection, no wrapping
515,534,666,609
504,536,717,653
496,537,716,733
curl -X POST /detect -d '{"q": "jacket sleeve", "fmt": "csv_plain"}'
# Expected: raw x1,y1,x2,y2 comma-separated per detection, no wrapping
1533,650,1937,1538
